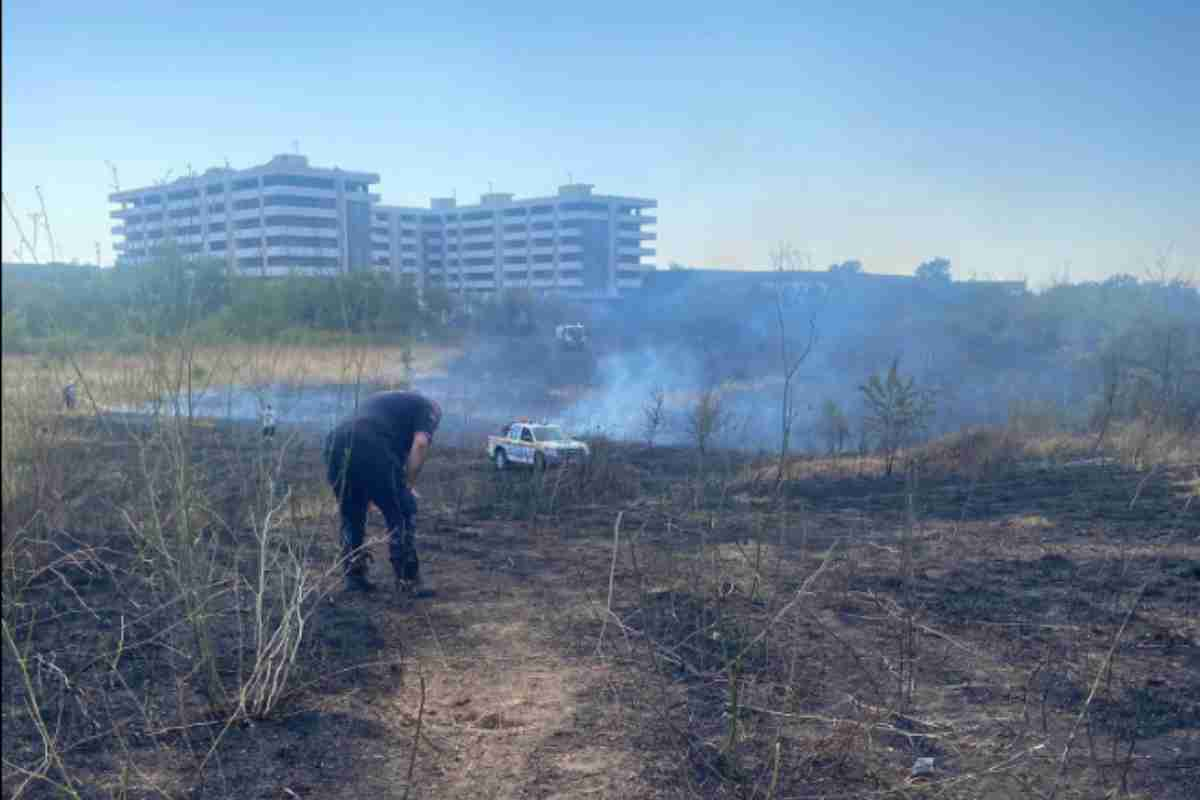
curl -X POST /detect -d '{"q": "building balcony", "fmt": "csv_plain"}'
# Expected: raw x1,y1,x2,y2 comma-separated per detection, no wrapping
262,245,341,258
556,209,609,222
460,233,495,245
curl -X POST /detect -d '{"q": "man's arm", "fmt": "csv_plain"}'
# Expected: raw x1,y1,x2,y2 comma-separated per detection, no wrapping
406,431,432,486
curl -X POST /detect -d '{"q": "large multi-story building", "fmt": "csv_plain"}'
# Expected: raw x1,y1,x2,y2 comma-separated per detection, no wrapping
372,184,656,298
110,155,657,296
110,154,380,276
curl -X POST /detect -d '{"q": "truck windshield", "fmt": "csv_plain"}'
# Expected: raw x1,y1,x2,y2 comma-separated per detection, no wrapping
530,426,564,442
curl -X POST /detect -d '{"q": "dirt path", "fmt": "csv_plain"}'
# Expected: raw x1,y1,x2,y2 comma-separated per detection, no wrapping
251,518,653,800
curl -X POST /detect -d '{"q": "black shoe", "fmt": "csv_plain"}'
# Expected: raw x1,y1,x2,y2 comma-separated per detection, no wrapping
345,572,376,593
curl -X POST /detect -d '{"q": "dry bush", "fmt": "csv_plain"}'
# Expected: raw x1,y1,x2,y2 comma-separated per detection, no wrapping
1,336,360,797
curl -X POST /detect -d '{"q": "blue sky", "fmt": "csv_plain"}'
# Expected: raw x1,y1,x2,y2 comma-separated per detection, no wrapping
3,1,1197,284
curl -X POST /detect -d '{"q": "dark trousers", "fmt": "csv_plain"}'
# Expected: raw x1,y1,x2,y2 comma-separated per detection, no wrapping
323,425,418,581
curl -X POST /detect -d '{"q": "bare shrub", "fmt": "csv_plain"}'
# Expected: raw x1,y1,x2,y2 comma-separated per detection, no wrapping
685,387,729,459
642,385,666,447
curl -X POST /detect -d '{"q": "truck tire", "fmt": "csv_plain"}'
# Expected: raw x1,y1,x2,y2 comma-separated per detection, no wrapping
494,449,508,471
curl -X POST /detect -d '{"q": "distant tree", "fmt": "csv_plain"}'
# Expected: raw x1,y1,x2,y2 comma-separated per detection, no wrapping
818,399,850,455
1103,273,1139,291
828,259,863,275
915,258,952,283
859,358,935,476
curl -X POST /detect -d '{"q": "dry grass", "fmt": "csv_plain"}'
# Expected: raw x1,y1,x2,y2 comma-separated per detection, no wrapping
0,342,458,411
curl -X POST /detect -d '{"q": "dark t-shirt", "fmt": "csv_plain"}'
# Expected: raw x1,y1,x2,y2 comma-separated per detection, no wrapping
349,391,440,460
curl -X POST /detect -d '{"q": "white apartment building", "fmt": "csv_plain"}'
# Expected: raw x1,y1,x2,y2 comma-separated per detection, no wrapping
111,156,656,295
373,185,656,298
109,155,381,276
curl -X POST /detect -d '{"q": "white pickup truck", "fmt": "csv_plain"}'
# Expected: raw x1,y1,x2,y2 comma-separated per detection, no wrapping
486,421,591,470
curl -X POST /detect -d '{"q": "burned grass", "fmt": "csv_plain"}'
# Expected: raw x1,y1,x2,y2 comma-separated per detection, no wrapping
3,412,1198,798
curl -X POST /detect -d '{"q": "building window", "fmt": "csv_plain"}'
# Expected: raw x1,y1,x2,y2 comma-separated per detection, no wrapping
371,226,389,236
169,207,200,219
262,195,336,209
262,175,336,190
237,256,261,267
263,215,338,229
560,201,608,212
208,223,226,234
235,219,259,230
265,235,339,248
560,252,582,263
167,188,199,201
462,210,492,222
617,269,644,280
532,237,553,247
143,213,163,223
206,184,224,196
265,255,340,267
532,270,553,280
236,237,261,249
173,224,202,236
502,208,527,218
233,198,260,211
463,257,492,267
210,241,227,251
504,256,526,265
559,236,582,247
208,203,224,214
463,242,493,252
617,254,641,264
617,221,643,232
463,225,491,236
232,178,259,191
532,254,553,264
530,205,552,215
503,223,526,233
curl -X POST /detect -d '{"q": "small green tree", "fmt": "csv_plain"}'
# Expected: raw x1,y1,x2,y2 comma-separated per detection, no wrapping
818,399,850,455
859,358,935,476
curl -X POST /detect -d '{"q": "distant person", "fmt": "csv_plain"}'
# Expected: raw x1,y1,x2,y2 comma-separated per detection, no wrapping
323,391,442,594
261,403,276,440
62,382,77,411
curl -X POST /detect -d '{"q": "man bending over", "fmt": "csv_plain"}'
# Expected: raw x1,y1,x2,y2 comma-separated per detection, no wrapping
324,391,442,594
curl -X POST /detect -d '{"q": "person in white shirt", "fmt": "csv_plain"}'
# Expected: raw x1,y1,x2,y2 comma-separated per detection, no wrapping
262,403,276,440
